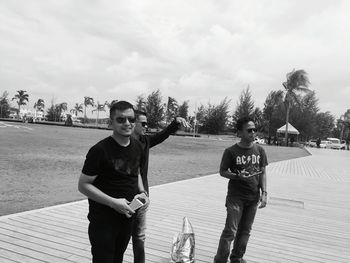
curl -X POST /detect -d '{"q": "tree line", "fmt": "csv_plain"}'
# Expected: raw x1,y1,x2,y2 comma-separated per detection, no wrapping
1,69,349,142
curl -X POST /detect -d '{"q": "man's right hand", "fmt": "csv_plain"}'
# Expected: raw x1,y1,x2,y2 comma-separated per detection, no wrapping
110,198,135,218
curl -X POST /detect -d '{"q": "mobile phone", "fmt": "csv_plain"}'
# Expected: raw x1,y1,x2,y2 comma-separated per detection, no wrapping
129,198,144,211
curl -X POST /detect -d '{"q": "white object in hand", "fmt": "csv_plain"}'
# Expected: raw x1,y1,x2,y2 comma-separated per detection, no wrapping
129,198,144,211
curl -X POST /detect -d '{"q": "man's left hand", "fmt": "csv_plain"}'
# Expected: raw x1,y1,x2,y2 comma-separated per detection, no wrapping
258,193,267,209
175,117,191,129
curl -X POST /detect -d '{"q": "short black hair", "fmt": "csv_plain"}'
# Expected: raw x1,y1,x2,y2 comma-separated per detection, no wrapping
109,101,134,119
135,109,147,118
236,116,254,131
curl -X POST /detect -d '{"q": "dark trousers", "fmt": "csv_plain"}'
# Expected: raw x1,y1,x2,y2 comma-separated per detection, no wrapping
214,197,258,263
88,213,133,263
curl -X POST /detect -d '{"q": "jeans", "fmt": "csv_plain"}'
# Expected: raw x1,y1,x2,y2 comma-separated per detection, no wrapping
132,202,149,263
214,196,258,263
88,213,133,263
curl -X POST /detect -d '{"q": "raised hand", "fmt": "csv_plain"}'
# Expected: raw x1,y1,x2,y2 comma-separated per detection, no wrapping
175,117,191,129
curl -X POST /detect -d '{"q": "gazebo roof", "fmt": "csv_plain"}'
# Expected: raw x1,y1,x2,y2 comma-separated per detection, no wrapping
277,123,300,135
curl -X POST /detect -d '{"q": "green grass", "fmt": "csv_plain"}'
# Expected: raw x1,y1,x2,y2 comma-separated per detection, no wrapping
0,121,309,215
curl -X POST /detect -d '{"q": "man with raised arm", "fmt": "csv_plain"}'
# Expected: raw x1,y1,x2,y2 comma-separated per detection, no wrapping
131,110,189,263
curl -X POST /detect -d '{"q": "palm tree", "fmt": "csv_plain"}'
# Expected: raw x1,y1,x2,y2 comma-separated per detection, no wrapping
34,99,45,119
106,99,118,109
12,90,29,118
282,69,311,145
70,103,83,117
34,99,45,111
83,96,94,123
92,101,106,126
57,102,68,122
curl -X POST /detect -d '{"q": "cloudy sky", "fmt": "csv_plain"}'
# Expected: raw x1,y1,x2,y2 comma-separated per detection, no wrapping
1,0,349,118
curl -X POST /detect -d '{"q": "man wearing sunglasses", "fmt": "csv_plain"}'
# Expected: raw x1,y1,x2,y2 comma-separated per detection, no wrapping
214,117,268,263
131,110,190,263
78,101,148,263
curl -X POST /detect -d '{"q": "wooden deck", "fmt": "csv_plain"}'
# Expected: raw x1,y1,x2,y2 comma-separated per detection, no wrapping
1,148,350,263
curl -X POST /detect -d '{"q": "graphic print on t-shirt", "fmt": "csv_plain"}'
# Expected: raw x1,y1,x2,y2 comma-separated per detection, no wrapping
236,154,260,166
235,154,261,174
112,158,132,174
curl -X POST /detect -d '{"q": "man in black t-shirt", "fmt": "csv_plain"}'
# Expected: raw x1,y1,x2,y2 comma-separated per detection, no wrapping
214,117,268,263
78,101,149,263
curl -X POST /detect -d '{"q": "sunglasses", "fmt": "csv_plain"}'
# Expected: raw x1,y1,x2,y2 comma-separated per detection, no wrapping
115,117,136,124
246,128,257,133
140,122,148,127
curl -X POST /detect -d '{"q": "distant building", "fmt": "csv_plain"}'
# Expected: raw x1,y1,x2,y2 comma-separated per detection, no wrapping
9,107,18,119
7,107,45,121
34,110,45,121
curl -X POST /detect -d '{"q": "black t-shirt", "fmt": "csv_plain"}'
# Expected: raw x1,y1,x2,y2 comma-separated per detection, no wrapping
220,143,268,201
138,119,179,193
82,136,143,216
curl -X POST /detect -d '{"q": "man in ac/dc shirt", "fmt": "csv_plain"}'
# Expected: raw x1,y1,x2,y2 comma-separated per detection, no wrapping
214,116,268,263
78,101,149,263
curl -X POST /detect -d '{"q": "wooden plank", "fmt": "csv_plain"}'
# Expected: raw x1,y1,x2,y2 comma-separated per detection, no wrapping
0,240,73,263
6,217,87,239
0,254,20,263
0,228,89,257
0,222,88,250
0,248,45,263
0,220,89,245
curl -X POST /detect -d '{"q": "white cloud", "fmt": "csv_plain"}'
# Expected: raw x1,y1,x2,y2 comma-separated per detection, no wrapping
0,0,349,118
107,81,150,98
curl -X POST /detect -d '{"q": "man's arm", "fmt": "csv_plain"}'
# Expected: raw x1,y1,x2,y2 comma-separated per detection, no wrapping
149,117,190,148
258,167,267,208
137,173,145,193
134,173,150,205
258,146,268,208
220,169,239,180
78,173,135,217
259,166,267,193
220,149,237,180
